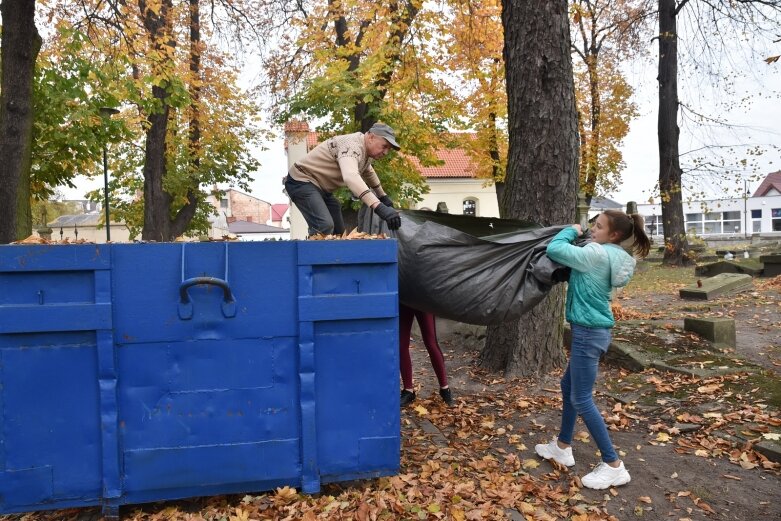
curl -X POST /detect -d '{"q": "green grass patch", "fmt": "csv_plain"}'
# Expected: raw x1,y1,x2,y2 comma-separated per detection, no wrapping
736,372,781,408
623,262,695,296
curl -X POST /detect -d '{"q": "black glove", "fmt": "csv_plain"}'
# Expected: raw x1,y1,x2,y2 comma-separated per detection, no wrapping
379,195,394,208
373,203,401,231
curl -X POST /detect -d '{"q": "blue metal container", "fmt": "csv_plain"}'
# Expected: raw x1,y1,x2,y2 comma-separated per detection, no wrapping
0,241,399,517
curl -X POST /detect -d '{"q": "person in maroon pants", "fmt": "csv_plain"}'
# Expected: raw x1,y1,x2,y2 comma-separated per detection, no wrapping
399,303,453,407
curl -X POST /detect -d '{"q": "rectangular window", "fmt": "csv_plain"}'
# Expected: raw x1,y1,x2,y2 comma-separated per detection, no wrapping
686,213,703,236
220,198,229,209
643,215,662,236
703,221,721,235
750,209,762,233
773,209,781,232
687,223,703,235
722,211,741,220
723,221,741,234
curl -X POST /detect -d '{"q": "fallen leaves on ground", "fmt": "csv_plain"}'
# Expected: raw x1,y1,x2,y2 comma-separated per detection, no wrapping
11,235,93,245
307,228,388,240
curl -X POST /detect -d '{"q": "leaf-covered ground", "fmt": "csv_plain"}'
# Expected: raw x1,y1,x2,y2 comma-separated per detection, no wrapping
3,269,780,521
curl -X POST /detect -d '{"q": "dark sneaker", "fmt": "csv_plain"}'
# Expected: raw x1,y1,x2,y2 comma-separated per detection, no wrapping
439,387,453,406
400,390,416,407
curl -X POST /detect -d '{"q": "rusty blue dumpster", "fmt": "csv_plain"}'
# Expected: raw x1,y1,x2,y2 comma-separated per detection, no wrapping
0,240,399,517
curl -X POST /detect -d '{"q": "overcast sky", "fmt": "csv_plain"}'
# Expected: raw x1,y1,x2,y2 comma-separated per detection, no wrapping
61,24,781,208
242,44,781,207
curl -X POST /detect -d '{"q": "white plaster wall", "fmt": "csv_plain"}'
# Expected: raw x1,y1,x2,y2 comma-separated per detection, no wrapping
236,231,290,241
286,133,310,240
45,225,132,243
413,178,500,217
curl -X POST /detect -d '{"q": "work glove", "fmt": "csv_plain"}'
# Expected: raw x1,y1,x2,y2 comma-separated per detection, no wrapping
379,195,395,208
373,203,401,231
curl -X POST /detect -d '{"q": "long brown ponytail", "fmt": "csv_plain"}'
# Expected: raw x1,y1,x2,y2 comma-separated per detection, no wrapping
602,210,651,258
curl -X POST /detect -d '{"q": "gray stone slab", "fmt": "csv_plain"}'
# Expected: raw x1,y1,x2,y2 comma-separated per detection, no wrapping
673,423,702,434
683,317,736,347
694,260,763,278
760,254,781,277
679,273,753,300
416,417,449,447
754,440,781,464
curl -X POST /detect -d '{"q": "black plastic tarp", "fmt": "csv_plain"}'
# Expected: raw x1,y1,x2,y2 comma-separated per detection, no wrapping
362,209,572,325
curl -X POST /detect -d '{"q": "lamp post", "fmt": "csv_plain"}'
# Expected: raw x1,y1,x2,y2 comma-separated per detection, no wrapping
743,179,749,239
99,107,119,242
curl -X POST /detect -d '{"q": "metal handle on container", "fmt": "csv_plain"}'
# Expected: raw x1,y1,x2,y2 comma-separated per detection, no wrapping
178,277,237,319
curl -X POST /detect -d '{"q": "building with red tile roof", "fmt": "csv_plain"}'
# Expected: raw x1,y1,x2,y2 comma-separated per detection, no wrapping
270,204,290,228
753,170,781,197
406,148,477,179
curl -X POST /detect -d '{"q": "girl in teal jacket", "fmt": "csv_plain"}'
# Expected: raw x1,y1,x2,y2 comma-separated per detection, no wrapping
535,210,650,490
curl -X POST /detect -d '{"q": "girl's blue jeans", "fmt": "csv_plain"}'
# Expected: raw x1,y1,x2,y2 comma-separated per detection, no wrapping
558,323,619,463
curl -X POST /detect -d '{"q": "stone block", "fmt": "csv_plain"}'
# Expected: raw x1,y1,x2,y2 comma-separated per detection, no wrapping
760,254,781,277
694,260,763,278
683,317,736,347
679,273,753,300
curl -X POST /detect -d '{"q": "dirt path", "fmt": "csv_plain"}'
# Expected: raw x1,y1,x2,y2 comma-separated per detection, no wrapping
404,330,781,521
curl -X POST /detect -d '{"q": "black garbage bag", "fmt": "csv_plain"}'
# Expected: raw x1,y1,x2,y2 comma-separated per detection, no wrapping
381,210,573,325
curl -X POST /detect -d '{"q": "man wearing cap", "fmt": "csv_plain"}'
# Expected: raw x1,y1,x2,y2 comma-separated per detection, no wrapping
284,122,402,236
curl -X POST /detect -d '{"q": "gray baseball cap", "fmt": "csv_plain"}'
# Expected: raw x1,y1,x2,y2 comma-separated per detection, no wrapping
368,123,401,150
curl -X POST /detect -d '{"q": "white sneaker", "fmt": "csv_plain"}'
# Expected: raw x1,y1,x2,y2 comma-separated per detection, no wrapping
581,461,631,490
534,439,575,467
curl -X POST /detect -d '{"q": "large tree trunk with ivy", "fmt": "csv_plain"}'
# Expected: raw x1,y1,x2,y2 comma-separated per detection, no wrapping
0,0,41,243
140,0,198,241
658,0,690,266
479,0,578,377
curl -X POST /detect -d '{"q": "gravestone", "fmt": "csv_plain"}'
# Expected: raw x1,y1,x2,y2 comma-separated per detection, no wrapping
36,207,52,241
694,260,763,278
679,273,753,300
36,226,53,241
683,317,736,348
760,254,781,277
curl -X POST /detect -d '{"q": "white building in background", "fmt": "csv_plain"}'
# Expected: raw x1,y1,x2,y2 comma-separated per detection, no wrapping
270,203,290,228
635,170,781,239
45,211,231,243
227,220,290,241
47,213,132,243
407,148,500,218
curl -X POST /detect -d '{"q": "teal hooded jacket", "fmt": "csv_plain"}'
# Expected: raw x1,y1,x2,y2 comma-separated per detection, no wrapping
546,227,636,328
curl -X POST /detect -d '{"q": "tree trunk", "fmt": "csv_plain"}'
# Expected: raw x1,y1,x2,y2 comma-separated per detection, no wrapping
189,0,201,162
139,0,198,241
657,0,691,266
584,52,600,201
141,83,173,242
16,162,32,239
480,0,578,377
0,0,41,243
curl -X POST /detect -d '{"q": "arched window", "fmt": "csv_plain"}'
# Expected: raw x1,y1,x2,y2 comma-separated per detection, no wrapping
463,198,477,216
